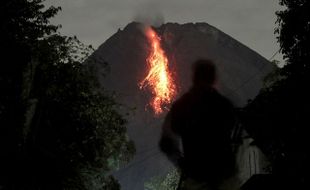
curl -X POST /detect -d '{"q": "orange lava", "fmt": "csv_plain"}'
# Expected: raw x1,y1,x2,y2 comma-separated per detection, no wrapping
139,27,177,115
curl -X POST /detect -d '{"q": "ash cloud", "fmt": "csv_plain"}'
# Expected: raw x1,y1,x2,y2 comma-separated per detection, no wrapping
133,2,165,27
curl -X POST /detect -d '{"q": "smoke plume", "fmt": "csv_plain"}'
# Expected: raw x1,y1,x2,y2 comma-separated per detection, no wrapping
133,2,165,27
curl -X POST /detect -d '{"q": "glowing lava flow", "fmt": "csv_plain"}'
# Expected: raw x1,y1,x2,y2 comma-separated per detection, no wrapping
139,27,177,115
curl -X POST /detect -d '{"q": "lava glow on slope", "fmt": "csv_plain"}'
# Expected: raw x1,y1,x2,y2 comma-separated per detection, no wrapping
139,27,177,115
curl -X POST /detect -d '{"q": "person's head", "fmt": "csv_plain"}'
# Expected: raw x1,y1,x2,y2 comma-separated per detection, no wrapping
192,59,217,88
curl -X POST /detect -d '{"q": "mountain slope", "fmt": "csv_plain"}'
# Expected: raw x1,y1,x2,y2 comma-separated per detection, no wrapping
90,22,274,190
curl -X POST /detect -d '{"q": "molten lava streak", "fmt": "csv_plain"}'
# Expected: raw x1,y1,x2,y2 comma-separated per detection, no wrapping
139,27,177,115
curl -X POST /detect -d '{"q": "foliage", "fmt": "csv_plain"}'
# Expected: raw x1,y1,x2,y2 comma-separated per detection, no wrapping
144,168,180,190
241,0,310,188
275,0,310,76
0,0,135,189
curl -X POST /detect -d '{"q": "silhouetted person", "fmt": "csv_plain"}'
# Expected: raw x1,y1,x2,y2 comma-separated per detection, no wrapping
160,59,238,190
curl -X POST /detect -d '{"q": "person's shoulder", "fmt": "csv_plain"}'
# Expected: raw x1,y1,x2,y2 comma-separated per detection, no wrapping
171,92,192,110
213,90,234,107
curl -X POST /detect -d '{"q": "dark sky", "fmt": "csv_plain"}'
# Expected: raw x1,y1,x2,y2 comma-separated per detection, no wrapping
45,0,284,63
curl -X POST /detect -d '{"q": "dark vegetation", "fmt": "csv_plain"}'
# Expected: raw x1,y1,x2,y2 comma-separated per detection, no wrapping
242,0,310,188
0,0,135,189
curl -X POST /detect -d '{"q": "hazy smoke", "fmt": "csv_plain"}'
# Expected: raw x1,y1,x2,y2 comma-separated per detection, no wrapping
133,2,165,27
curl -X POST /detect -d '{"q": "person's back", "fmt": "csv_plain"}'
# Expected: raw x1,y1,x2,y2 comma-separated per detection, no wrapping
160,59,237,189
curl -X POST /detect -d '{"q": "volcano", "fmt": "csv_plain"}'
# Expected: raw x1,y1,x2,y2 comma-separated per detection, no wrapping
89,22,274,190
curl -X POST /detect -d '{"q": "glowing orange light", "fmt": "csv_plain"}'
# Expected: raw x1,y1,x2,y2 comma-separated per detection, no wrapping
139,27,177,115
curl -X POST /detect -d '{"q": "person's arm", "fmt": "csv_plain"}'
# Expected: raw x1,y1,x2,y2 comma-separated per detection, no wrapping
159,112,184,168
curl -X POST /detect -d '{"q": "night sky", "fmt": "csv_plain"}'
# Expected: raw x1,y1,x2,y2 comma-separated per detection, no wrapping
45,0,284,63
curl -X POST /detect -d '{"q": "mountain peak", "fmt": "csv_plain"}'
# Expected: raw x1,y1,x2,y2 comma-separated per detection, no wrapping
90,22,274,190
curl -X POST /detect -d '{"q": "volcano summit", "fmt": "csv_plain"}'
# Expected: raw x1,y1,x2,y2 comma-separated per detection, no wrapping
89,22,274,190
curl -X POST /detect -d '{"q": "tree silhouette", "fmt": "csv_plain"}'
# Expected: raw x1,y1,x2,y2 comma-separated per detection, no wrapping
242,1,310,188
0,1,135,189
